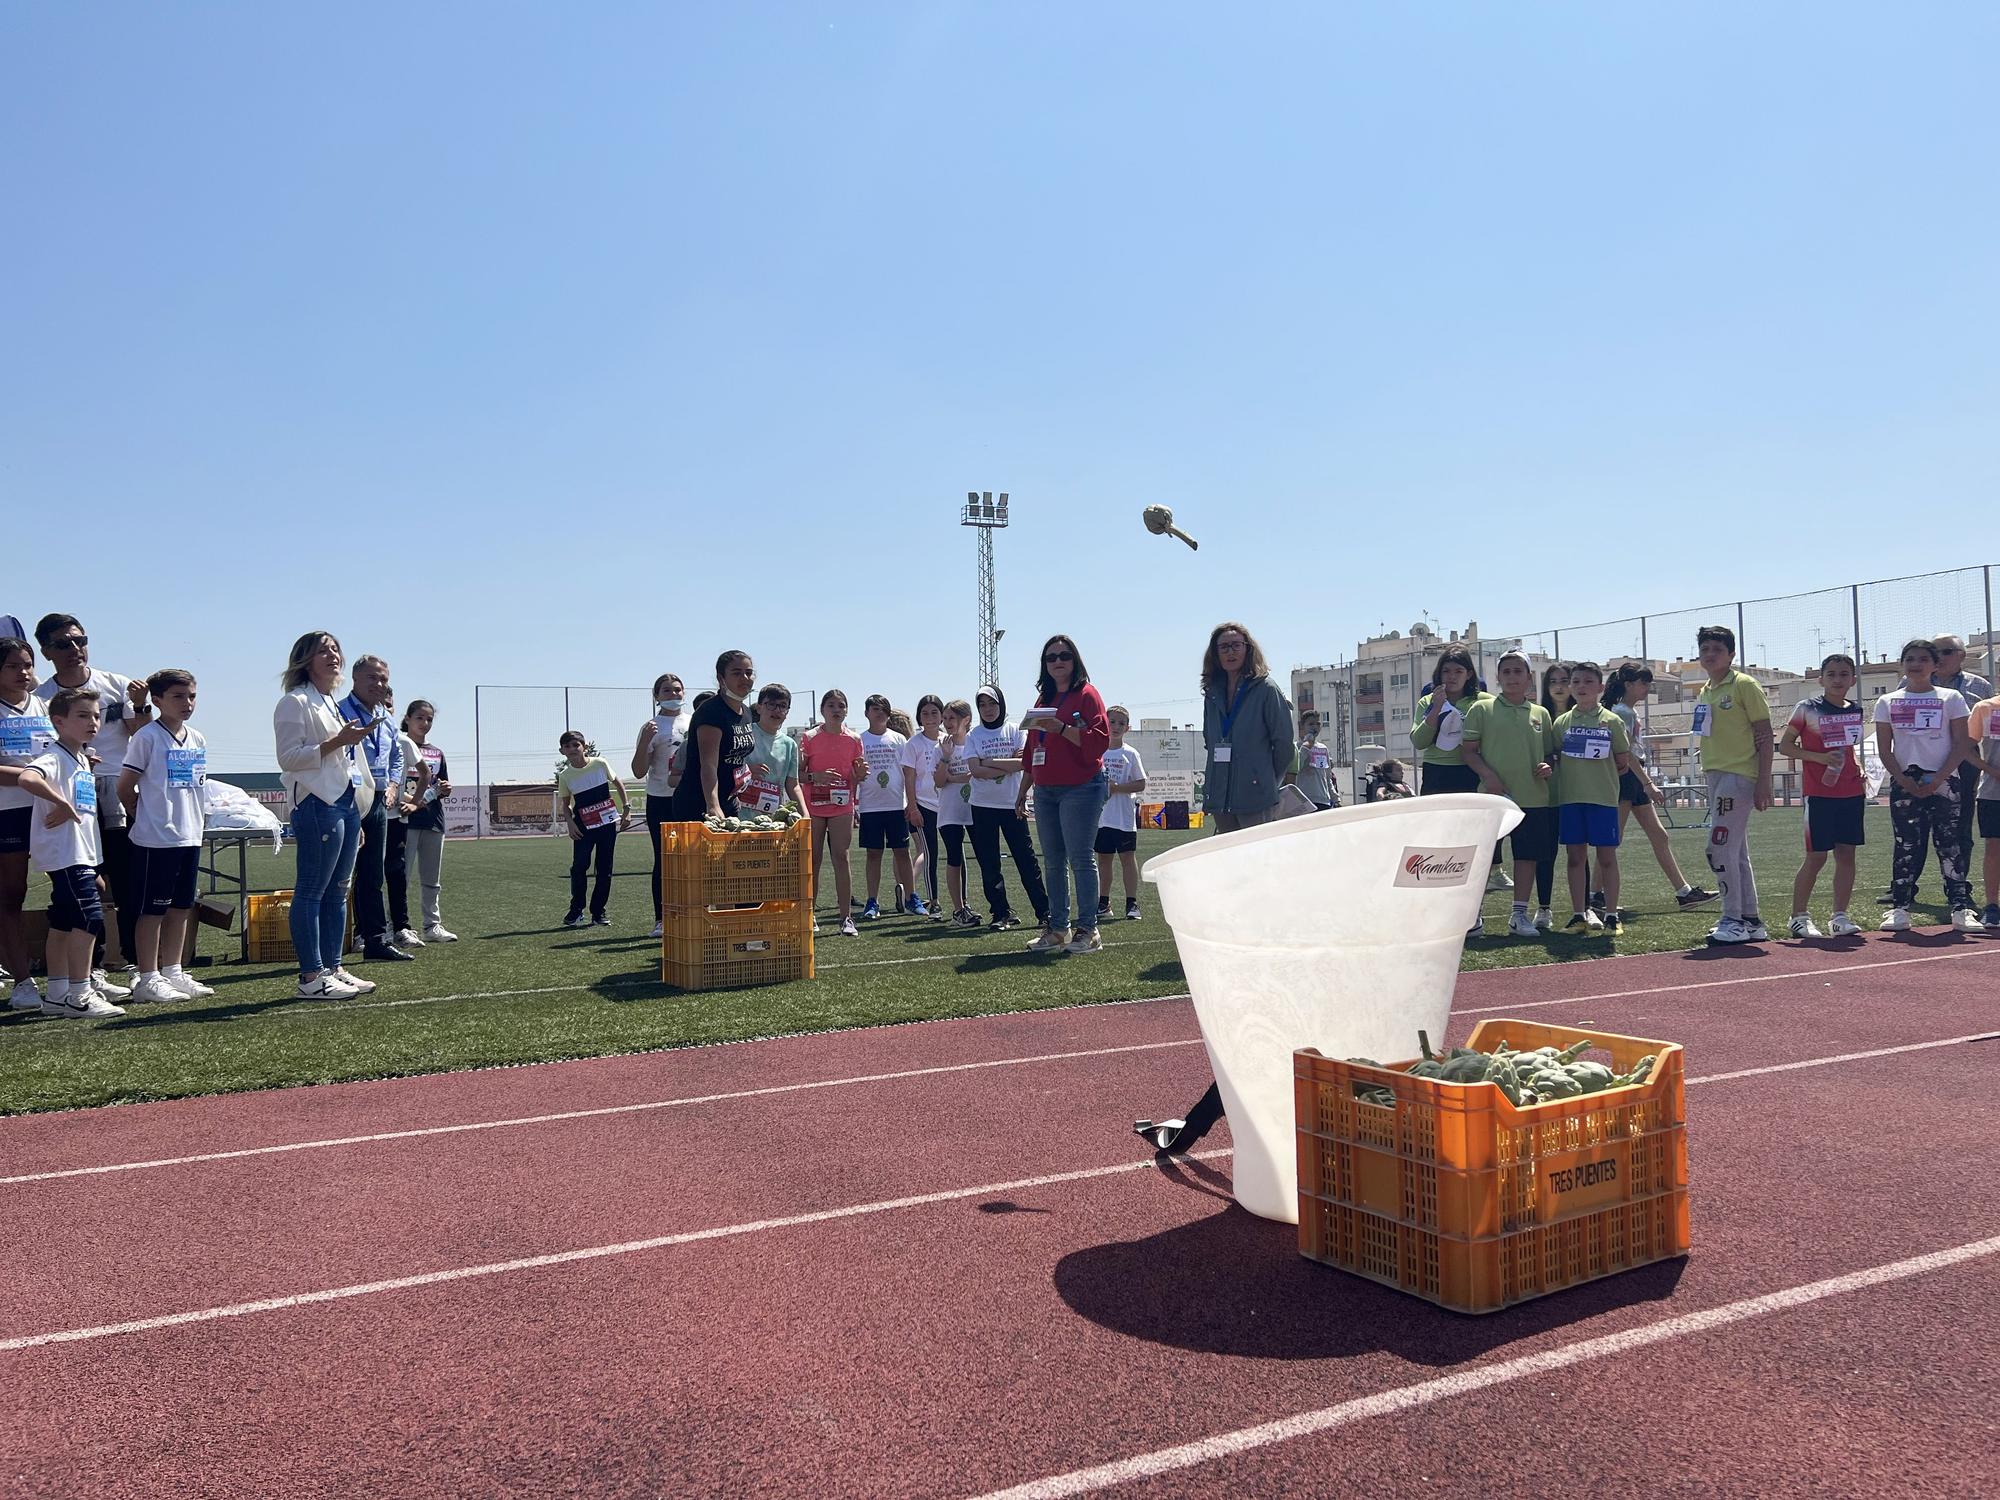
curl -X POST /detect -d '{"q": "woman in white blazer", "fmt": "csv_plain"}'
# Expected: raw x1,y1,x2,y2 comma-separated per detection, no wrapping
273,631,375,1000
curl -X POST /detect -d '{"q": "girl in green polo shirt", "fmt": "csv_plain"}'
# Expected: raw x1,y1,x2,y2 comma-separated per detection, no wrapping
1410,645,1491,795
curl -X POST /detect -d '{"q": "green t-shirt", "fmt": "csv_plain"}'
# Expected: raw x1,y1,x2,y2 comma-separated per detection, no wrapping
1461,695,1555,808
1410,691,1490,766
1552,705,1631,808
745,724,801,810
1696,669,1771,780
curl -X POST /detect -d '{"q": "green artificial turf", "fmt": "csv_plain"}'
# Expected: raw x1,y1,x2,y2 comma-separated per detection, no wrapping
0,804,1947,1114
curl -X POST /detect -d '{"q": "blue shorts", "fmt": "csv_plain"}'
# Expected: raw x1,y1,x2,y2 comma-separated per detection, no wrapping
0,806,28,855
1559,803,1622,848
46,864,105,935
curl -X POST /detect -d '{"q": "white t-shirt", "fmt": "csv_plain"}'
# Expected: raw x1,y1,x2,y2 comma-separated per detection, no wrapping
900,733,945,812
643,714,686,797
390,731,421,822
123,721,209,849
34,669,142,774
1873,688,1968,774
1099,745,1147,832
857,729,908,814
935,734,975,828
0,695,56,813
27,742,102,872
966,722,1025,809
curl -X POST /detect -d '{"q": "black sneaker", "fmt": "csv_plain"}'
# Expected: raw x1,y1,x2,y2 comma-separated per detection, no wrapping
1097,896,1111,918
990,915,1021,932
590,915,611,927
1984,904,2000,931
1676,886,1719,908
1588,890,1607,915
363,941,415,962
1126,898,1141,921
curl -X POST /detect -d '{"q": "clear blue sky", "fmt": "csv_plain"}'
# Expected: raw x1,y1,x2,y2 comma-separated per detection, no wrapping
5,3,1995,774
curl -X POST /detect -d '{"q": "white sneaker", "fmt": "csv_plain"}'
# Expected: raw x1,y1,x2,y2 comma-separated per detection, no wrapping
1533,907,1554,931
1064,929,1103,955
1486,867,1514,891
1788,915,1823,939
1880,907,1912,932
90,968,131,999
1742,918,1771,942
1828,911,1862,937
422,925,458,943
395,928,426,948
43,989,124,1019
839,918,858,937
1466,917,1484,938
1025,929,1072,953
131,975,185,1004
1707,917,1749,944
333,968,377,995
162,970,215,998
294,973,359,1001
10,980,42,1012
650,921,664,940
1507,911,1540,938
1952,907,1982,933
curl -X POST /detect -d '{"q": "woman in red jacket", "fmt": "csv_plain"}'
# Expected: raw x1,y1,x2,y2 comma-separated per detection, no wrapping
1023,633,1112,955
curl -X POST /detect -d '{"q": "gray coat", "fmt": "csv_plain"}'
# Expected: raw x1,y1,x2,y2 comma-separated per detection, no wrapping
1201,674,1293,815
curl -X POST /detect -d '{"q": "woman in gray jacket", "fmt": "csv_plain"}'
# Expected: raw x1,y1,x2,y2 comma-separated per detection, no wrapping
1200,621,1295,832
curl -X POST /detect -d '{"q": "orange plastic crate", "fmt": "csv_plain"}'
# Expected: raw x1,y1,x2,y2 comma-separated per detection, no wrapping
658,820,811,909
244,890,354,965
1296,1019,1689,1314
660,901,814,991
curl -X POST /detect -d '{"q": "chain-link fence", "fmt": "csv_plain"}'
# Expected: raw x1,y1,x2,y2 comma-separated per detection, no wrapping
1295,566,1998,807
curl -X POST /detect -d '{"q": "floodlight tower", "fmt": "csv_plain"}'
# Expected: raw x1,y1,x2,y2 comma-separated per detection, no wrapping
962,491,1009,687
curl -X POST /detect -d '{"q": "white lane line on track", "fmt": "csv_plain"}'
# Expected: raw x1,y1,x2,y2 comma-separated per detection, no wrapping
0,1150,1234,1353
0,1038,1209,1186
969,1233,2000,1500
1685,1031,1996,1085
0,1031,1990,1347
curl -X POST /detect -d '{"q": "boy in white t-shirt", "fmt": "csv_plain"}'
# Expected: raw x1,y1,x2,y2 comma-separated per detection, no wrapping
856,694,920,919
1875,638,1977,931
117,669,215,1004
900,695,947,918
1094,705,1148,922
15,688,122,1018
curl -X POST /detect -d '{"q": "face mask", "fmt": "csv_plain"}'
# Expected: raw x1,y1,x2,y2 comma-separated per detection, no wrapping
658,698,683,714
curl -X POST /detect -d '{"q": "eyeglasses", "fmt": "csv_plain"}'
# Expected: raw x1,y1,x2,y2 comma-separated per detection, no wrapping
1044,651,1074,663
1217,640,1246,652
50,635,87,651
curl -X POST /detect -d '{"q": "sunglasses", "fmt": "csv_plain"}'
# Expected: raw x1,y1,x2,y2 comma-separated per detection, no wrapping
1044,651,1074,663
50,635,88,651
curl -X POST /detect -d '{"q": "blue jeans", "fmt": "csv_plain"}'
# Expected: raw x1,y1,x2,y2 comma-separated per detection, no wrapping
291,789,360,976
1034,774,1110,933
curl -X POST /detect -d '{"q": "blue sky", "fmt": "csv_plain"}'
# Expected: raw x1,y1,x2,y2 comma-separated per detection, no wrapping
4,3,1995,774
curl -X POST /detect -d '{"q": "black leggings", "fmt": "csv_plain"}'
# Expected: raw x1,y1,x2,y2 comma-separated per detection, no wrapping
645,794,674,919
969,805,1047,924
917,806,939,903
567,825,618,920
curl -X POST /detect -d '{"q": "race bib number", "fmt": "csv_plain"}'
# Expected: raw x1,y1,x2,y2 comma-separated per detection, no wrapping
742,777,782,813
1818,713,1863,747
0,715,52,758
733,764,752,794
1031,748,1047,767
578,799,619,830
1436,706,1464,751
166,748,206,789
74,775,97,814
1690,703,1713,737
1563,727,1613,761
1214,746,1232,763
1308,747,1329,770
829,787,850,807
1890,700,1944,731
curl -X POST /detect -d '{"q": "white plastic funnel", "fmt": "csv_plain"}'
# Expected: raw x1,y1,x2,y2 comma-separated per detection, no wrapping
1143,793,1523,1223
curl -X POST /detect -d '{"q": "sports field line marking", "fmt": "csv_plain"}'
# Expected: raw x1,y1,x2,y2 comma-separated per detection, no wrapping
1459,942,2000,1017
969,1233,2000,1500
0,1038,1209,1186
11,1002,1990,1190
0,1150,1234,1353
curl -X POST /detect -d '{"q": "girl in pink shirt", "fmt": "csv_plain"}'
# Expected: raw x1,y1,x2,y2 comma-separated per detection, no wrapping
801,690,866,937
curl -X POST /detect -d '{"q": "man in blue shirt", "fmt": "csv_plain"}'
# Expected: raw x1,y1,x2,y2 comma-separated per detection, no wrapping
341,654,412,963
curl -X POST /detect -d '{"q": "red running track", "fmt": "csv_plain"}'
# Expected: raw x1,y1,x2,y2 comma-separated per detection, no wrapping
4,934,1998,1498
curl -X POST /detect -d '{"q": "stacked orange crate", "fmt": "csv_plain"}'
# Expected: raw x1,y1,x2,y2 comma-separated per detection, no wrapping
658,821,813,990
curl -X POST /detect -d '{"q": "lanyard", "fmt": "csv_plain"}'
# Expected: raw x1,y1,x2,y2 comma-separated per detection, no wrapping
1218,679,1252,741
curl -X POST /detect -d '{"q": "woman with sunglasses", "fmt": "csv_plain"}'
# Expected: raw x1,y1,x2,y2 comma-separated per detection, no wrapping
1021,636,1111,953
1199,622,1293,833
801,690,866,936
668,650,758,825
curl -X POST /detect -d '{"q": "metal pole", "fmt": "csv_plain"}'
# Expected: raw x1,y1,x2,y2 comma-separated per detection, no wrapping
1851,584,1862,667
564,687,571,733
1736,601,1746,661
1553,629,1561,662
1986,566,1995,684
474,686,483,839
1639,616,1650,736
